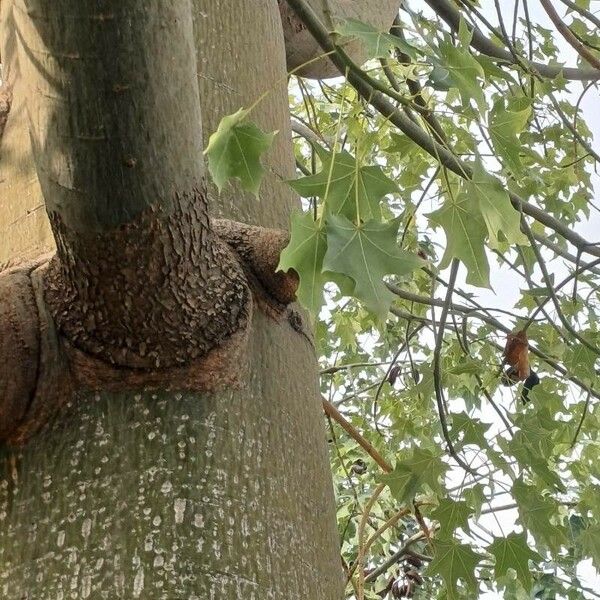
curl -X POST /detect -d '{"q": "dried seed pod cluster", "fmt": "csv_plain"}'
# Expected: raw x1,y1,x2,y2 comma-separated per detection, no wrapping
390,554,424,599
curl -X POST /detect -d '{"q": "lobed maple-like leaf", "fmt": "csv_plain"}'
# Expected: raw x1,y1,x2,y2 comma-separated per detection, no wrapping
469,161,528,250
489,96,532,175
487,533,542,592
204,108,277,197
277,211,327,315
323,215,423,321
430,498,474,538
335,18,418,60
288,149,398,221
380,448,448,503
512,479,568,553
426,538,482,599
427,191,490,288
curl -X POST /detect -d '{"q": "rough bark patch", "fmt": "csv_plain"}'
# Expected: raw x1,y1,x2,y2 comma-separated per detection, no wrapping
0,213,298,445
63,320,249,394
213,218,299,312
44,188,251,370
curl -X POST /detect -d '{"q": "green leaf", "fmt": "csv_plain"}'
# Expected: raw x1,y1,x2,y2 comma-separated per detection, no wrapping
277,211,327,315
435,35,486,114
205,108,277,196
506,435,565,491
579,484,600,516
426,538,482,598
464,484,486,518
427,191,490,287
457,16,473,48
450,412,491,448
288,149,398,220
469,161,528,249
475,55,517,82
385,132,420,155
564,343,598,384
446,358,482,376
405,447,449,493
323,215,423,320
579,524,600,570
380,448,448,503
430,498,473,538
428,64,453,91
489,97,532,174
487,532,542,592
512,409,559,453
513,479,568,553
379,464,419,504
336,19,418,60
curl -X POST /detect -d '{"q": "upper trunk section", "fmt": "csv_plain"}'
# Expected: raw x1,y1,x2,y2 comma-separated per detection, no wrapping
18,0,251,369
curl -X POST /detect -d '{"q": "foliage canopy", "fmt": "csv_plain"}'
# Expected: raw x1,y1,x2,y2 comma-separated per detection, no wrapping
206,1,600,598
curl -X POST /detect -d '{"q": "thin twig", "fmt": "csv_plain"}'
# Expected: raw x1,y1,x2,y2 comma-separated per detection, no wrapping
422,0,600,80
432,259,477,475
346,504,411,581
387,286,600,402
322,398,393,473
558,0,600,30
356,483,386,599
571,391,592,448
364,530,434,583
285,0,600,258
521,219,600,356
372,322,425,435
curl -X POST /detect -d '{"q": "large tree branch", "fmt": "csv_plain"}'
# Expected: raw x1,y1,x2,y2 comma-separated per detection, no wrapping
19,0,250,370
0,0,299,445
423,0,600,81
558,0,600,31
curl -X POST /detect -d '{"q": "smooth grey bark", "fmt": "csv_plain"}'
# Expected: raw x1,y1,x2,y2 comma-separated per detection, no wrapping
21,1,205,231
0,1,343,598
18,0,249,369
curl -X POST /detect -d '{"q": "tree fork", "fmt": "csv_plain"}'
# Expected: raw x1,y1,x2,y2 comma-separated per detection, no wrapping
0,218,298,446
0,0,299,445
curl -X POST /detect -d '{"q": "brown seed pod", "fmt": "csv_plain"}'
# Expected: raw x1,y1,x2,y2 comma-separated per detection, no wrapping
388,364,401,386
391,579,414,598
351,458,368,475
405,570,424,585
404,554,423,569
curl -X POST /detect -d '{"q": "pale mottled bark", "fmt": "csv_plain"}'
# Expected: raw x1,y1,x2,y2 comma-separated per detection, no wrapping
192,0,298,228
0,1,343,598
0,314,340,599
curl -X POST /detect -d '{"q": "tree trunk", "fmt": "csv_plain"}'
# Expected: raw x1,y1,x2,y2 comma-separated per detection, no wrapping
0,0,54,267
0,1,343,598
